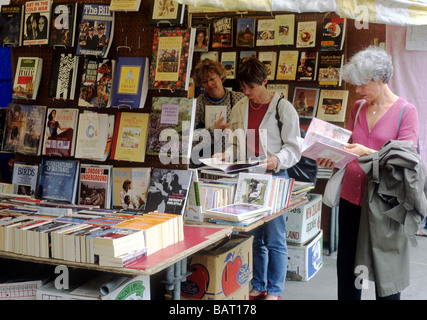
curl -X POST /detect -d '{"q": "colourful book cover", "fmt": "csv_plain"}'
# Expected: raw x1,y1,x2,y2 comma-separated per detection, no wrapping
211,17,233,48
22,0,51,46
316,89,349,122
276,50,298,81
292,87,320,119
12,57,42,100
79,164,112,209
49,2,78,47
274,14,295,46
296,20,317,48
236,17,255,47
318,53,344,86
320,17,346,51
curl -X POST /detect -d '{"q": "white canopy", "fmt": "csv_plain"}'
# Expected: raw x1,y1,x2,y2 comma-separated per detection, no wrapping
177,0,427,26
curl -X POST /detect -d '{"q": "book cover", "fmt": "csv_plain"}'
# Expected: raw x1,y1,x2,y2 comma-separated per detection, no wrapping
12,162,39,197
200,51,219,62
149,0,185,26
49,2,78,47
22,0,51,46
276,50,298,81
221,51,236,80
204,202,270,222
78,164,112,209
205,105,227,131
292,87,320,119
150,26,195,91
321,17,346,51
2,103,46,156
111,167,151,210
144,168,193,215
274,14,294,46
0,5,24,46
111,56,149,108
12,57,43,100
146,96,196,162
78,58,115,108
194,23,209,52
267,84,289,100
48,53,79,100
258,51,277,80
38,158,80,203
316,89,349,122
236,17,255,47
318,53,344,86
256,19,275,46
74,112,111,161
110,0,141,12
296,51,318,81
211,17,233,48
296,20,317,48
239,50,257,68
42,108,79,157
76,4,114,58
301,140,358,169
110,112,150,162
234,172,273,207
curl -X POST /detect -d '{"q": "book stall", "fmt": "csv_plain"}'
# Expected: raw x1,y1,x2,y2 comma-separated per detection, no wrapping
0,0,397,302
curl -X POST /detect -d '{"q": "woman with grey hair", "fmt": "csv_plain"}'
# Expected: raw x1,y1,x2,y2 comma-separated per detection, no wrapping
317,46,419,300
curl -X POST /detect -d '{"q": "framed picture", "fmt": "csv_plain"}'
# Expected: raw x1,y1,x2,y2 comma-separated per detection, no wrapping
149,0,185,26
292,87,320,119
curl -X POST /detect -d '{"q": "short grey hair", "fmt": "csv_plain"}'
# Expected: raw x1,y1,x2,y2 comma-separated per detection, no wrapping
341,46,394,86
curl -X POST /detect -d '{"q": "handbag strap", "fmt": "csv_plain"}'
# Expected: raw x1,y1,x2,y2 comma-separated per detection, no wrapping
275,96,285,144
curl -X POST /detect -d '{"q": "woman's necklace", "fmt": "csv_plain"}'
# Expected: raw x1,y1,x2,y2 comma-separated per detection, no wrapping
249,93,271,110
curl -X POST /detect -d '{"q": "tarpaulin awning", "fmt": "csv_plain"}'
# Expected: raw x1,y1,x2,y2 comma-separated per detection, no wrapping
178,0,427,25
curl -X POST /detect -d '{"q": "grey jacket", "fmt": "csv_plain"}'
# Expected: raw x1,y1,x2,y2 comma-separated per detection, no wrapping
355,140,427,297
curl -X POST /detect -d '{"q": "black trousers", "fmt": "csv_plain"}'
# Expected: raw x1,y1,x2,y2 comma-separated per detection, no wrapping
337,198,401,300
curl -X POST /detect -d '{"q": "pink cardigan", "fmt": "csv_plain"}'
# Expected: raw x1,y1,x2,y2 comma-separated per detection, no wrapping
340,98,419,206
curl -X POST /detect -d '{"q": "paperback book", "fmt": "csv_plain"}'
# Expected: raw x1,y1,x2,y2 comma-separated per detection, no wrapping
76,3,115,58
256,19,275,46
296,20,317,48
12,162,39,198
292,87,320,119
258,51,277,80
144,168,193,215
274,14,295,46
0,4,24,46
211,17,233,48
22,0,51,46
78,164,112,209
318,53,344,86
276,50,298,81
42,108,79,157
110,56,149,108
12,57,43,100
38,158,80,203
48,53,79,100
221,51,236,80
320,17,346,51
296,51,318,81
49,2,78,47
193,24,209,52
236,17,255,47
78,58,115,108
316,89,349,122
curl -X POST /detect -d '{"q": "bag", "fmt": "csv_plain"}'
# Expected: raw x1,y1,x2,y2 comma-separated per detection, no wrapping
323,166,345,207
275,98,318,183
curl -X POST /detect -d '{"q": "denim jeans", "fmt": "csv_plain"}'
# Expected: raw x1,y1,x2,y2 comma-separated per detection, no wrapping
249,168,288,296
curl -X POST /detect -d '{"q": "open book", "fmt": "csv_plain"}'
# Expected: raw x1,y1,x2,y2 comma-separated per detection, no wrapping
199,158,264,173
299,118,358,168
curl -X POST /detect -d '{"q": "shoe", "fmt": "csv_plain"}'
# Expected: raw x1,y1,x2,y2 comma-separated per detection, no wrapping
264,295,282,300
415,230,427,237
249,291,267,300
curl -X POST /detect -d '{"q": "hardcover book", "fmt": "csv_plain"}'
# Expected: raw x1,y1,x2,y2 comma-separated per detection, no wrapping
48,53,79,100
78,164,112,209
316,89,349,122
296,51,318,81
292,87,320,119
76,4,115,58
78,58,115,108
22,0,51,46
144,168,193,215
110,112,150,162
0,5,24,46
146,96,196,163
2,103,46,156
111,167,151,210
258,51,277,80
296,20,317,48
274,14,295,46
149,0,185,26
234,172,273,207
110,56,149,108
256,19,275,46
320,17,346,51
12,57,43,100
221,51,236,79
276,50,298,81
38,158,80,203
42,108,79,157
211,17,233,48
236,17,255,47
149,27,195,91
12,162,39,197
49,2,78,47
318,53,344,86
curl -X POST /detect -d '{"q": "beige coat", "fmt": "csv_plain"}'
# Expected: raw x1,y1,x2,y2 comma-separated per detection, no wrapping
356,140,427,297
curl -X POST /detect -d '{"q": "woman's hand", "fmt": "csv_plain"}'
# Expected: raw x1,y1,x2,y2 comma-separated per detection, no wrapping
263,155,279,171
316,157,335,169
344,143,375,156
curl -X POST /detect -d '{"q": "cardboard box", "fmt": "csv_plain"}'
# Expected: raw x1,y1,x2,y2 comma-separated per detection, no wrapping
181,234,253,300
286,230,323,281
37,274,150,300
286,193,322,244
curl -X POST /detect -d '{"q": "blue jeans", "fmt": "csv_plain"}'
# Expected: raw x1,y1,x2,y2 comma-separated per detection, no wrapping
249,168,288,296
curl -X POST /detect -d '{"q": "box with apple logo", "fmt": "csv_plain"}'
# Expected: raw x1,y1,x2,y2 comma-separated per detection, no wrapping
286,230,323,281
286,193,322,245
181,234,253,300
